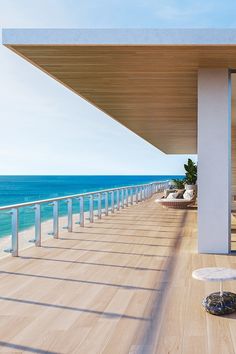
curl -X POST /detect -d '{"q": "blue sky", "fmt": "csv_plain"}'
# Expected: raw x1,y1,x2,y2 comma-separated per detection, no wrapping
1,0,232,175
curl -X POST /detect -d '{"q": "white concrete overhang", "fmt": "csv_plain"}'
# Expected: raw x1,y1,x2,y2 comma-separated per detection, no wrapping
3,28,236,154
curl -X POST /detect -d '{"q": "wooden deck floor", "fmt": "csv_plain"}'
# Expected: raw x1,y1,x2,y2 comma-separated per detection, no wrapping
0,197,236,353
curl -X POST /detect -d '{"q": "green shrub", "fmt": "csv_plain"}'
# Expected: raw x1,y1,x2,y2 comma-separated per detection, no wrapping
172,179,185,189
184,158,197,185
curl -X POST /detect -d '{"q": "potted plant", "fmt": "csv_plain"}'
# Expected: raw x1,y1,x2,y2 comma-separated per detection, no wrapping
184,158,197,191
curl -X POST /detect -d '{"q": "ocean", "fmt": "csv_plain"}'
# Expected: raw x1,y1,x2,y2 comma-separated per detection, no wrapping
0,175,182,238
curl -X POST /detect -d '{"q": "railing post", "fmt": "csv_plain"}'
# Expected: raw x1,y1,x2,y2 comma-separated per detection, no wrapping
89,195,94,223
34,203,41,247
79,196,84,227
111,191,115,213
117,189,120,210
52,201,59,238
121,189,124,208
130,188,133,205
136,187,139,203
11,208,18,257
105,192,109,215
153,183,156,194
67,198,73,232
125,188,129,207
97,193,102,219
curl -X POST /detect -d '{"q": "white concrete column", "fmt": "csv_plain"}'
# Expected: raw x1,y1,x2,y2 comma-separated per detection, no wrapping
198,69,231,254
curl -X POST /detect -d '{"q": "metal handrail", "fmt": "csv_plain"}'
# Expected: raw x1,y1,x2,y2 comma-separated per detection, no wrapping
0,180,169,211
0,180,170,257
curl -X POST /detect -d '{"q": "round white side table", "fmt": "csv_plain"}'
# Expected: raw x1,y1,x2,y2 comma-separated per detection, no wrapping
192,267,236,315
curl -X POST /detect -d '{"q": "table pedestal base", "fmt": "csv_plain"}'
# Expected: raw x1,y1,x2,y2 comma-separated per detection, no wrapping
203,292,236,315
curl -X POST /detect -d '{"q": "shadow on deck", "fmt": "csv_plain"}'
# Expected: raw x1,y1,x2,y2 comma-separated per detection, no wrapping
1,196,226,354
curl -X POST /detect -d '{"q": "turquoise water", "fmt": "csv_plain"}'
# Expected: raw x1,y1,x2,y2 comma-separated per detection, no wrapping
0,175,182,238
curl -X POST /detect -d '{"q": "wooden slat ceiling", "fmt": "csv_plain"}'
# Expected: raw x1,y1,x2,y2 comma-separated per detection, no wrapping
7,45,236,154
232,75,236,126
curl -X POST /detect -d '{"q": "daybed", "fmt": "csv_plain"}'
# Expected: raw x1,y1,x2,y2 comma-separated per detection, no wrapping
155,198,195,209
155,189,196,209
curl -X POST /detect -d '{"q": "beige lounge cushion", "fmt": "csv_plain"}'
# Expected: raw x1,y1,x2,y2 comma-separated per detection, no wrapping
175,189,185,199
167,192,178,199
164,189,177,198
183,190,194,200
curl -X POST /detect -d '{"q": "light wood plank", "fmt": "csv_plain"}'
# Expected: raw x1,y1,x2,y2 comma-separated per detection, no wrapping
0,198,236,353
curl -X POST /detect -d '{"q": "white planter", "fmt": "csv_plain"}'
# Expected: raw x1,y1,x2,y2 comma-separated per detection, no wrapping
185,184,197,192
